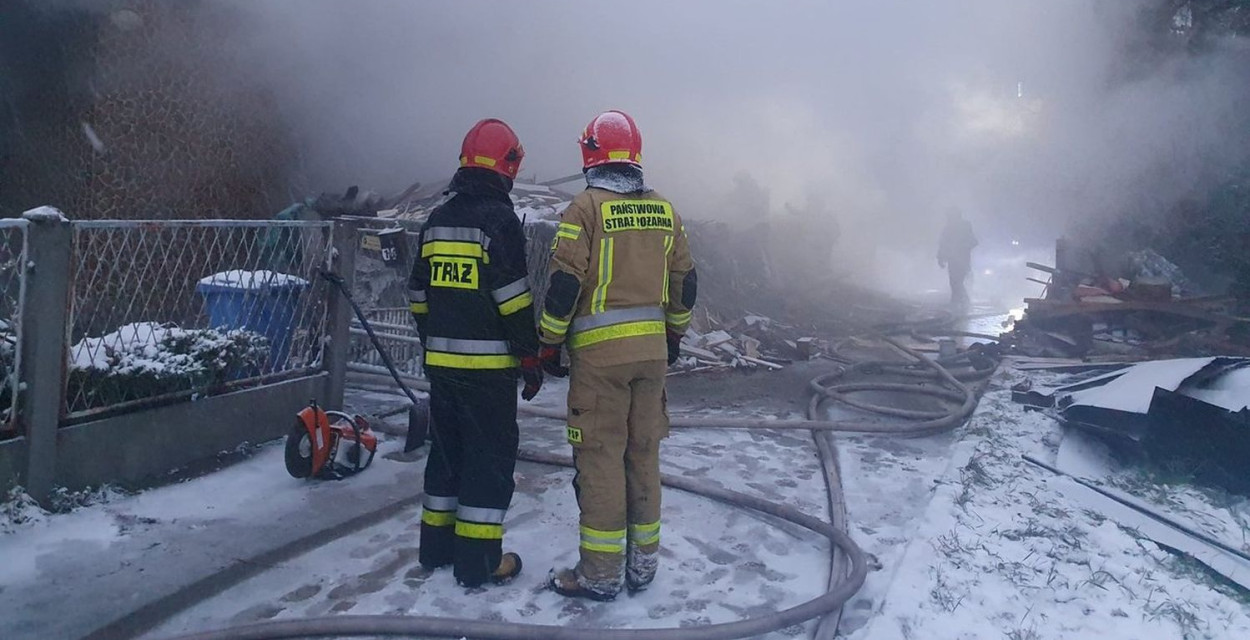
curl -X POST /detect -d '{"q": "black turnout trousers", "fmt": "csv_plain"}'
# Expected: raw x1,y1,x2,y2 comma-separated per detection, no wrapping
419,368,519,587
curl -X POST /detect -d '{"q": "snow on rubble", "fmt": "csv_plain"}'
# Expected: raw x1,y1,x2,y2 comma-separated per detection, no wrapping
383,179,573,223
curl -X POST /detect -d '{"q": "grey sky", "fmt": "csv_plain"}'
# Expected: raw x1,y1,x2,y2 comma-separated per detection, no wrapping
226,0,1249,249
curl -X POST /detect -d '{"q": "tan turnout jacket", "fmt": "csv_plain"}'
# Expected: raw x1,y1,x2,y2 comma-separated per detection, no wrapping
540,187,695,367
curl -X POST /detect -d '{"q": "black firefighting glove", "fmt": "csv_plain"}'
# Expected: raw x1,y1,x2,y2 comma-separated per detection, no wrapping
667,329,683,366
519,354,544,401
538,344,569,378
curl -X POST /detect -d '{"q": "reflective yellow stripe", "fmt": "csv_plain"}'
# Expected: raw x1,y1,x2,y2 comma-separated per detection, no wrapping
455,521,503,540
498,292,533,316
607,150,632,160
666,310,692,327
582,541,625,553
557,223,582,240
425,352,519,369
541,312,570,336
663,235,674,304
422,241,484,260
472,155,498,167
591,238,614,313
629,521,661,545
569,320,665,350
580,525,626,554
409,302,429,315
422,510,455,527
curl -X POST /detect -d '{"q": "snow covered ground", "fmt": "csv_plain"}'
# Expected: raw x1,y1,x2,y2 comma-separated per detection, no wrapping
4,361,1250,639
846,367,1250,640
148,379,833,639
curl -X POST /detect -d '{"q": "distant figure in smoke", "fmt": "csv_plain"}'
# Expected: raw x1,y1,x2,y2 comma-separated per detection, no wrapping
938,208,978,307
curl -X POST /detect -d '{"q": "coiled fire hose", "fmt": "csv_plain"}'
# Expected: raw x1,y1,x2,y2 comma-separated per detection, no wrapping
144,277,995,640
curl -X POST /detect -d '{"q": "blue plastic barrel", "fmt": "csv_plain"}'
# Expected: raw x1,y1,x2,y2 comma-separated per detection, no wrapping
195,271,310,371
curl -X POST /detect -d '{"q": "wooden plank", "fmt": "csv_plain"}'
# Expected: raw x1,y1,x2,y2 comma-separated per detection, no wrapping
680,344,719,360
740,355,784,370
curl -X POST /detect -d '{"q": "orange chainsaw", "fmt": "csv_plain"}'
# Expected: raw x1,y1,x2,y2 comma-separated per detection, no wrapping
284,400,378,480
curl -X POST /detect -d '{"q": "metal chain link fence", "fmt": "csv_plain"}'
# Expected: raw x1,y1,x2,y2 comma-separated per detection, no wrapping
0,220,28,436
65,220,333,421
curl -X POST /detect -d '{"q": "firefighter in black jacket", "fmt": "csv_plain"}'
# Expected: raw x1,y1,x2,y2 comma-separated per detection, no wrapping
408,119,543,587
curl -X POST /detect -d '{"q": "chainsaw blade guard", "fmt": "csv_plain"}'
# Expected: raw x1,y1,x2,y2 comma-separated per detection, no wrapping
285,405,334,479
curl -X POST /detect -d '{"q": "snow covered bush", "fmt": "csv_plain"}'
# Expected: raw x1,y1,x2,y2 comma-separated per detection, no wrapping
1,486,45,533
67,322,270,411
0,319,16,429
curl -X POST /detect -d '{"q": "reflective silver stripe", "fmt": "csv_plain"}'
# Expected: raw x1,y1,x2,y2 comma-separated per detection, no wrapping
571,306,665,334
424,495,458,511
457,505,507,524
425,226,485,244
425,336,511,354
408,288,427,303
491,277,530,303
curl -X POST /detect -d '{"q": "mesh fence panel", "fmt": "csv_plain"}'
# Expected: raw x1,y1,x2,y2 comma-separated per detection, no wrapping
0,220,27,436
65,220,333,420
350,222,423,379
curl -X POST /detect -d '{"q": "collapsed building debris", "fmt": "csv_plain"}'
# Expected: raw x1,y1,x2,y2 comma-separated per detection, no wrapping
1002,242,1250,359
1013,357,1250,495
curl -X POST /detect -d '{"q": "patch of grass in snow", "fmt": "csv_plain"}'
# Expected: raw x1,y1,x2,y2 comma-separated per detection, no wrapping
1081,507,1109,526
1021,488,1072,521
1076,568,1124,592
996,516,1084,548
933,529,984,560
1006,627,1041,640
955,450,996,510
1145,598,1206,637
929,567,967,613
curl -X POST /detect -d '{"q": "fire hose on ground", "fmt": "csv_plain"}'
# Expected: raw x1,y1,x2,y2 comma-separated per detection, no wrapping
318,336,994,640
161,452,869,640
147,275,997,640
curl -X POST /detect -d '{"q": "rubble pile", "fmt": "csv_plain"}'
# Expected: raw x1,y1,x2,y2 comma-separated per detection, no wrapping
382,179,572,223
675,314,822,373
1003,251,1250,359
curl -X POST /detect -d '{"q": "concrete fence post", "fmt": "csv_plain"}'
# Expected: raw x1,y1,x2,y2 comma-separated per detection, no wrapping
322,218,359,411
19,210,73,504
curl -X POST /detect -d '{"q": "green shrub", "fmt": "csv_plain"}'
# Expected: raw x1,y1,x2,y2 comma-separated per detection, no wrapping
65,323,270,413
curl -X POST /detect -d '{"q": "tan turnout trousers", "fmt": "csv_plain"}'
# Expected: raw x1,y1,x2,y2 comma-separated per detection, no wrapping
566,357,669,584
540,186,695,591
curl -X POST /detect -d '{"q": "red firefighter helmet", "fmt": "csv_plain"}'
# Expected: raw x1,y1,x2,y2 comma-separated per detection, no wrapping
579,110,642,169
460,118,524,179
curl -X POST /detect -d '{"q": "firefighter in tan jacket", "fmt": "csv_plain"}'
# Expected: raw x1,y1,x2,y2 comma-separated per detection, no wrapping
540,110,697,601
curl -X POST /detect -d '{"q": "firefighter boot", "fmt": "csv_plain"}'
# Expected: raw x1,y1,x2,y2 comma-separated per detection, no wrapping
626,540,659,593
547,567,620,602
490,552,523,585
